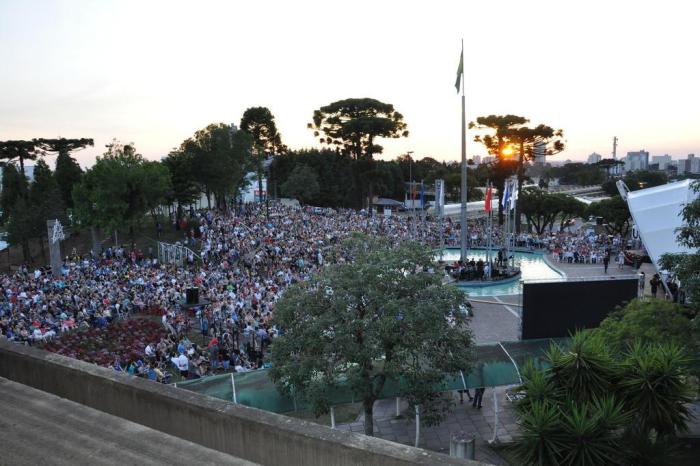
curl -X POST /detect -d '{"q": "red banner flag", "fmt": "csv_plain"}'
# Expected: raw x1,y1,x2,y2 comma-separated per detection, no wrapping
484,185,493,212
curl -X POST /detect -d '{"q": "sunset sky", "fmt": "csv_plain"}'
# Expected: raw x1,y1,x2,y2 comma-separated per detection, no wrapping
1,0,698,167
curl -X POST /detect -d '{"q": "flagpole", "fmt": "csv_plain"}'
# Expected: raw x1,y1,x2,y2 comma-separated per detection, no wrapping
459,39,468,262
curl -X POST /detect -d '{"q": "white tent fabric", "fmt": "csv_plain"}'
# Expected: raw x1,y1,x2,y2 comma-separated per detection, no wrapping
621,179,697,271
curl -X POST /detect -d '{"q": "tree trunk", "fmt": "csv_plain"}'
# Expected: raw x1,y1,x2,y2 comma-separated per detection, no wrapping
39,235,46,263
22,238,30,263
363,399,375,436
516,141,525,234
258,168,264,204
90,226,101,254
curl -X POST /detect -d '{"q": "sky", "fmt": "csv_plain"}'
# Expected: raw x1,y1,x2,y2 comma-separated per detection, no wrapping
1,0,699,168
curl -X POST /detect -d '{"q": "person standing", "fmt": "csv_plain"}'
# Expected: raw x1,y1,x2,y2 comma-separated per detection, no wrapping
650,274,660,298
603,252,610,274
617,251,625,270
472,387,485,409
639,271,646,298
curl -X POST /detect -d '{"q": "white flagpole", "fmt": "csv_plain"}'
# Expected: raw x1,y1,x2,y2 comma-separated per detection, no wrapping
459,39,468,262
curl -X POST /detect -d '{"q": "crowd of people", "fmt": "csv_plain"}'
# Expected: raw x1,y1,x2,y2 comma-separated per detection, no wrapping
0,201,652,383
0,203,453,382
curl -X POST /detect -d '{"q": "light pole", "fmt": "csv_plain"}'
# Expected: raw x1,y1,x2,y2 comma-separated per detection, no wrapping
406,151,415,236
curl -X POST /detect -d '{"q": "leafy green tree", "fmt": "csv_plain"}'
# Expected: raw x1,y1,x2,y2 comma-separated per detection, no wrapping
0,162,28,223
0,140,44,178
519,189,584,234
551,162,605,186
556,194,587,232
269,236,473,436
602,170,669,196
240,107,286,154
182,123,250,209
595,299,694,354
309,98,409,209
309,98,408,160
241,107,286,201
72,141,171,245
506,125,565,232
469,115,527,224
5,159,65,262
162,149,200,216
280,164,320,205
28,159,66,261
586,195,631,236
36,138,93,208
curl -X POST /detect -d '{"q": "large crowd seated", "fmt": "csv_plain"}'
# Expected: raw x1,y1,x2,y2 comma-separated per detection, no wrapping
0,202,637,382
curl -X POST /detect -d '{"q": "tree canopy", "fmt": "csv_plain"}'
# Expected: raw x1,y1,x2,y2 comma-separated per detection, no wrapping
309,98,408,160
519,188,586,235
279,164,320,205
240,107,286,154
72,141,171,242
269,236,473,436
35,138,93,208
586,195,632,236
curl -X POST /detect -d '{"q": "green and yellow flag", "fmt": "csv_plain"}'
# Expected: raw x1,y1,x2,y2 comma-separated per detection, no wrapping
455,46,463,93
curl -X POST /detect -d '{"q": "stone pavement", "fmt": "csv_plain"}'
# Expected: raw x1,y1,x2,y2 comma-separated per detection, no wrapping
334,254,667,465
337,387,517,465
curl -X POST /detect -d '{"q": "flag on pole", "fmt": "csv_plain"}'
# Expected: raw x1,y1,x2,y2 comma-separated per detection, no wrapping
501,180,511,210
420,182,425,209
509,179,518,211
484,185,493,212
455,44,464,92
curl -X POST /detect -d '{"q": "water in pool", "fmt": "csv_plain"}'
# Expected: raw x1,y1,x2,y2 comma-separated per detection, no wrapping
439,248,562,296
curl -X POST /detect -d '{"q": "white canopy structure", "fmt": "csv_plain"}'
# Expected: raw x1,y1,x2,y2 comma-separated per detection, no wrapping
618,179,697,271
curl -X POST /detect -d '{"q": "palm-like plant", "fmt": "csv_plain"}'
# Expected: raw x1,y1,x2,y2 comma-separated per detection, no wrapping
558,397,629,466
548,332,619,404
512,400,567,466
513,332,693,466
618,342,694,436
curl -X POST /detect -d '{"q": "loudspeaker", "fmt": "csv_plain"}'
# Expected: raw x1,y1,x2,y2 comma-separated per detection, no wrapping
186,288,199,305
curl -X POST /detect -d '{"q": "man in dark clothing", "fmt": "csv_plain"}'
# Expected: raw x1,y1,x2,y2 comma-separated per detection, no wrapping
603,253,610,274
472,387,485,408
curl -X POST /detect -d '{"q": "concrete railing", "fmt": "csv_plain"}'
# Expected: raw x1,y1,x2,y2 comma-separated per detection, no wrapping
0,339,488,466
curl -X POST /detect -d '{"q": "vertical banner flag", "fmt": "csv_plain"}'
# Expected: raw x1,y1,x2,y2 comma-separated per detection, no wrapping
509,179,518,211
435,179,445,215
501,180,511,209
484,184,493,212
420,181,425,209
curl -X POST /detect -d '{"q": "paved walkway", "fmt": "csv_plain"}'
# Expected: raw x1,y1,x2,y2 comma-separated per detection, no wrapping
336,254,661,464
337,388,517,465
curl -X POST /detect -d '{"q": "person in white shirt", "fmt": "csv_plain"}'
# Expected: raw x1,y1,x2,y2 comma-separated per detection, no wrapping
171,353,189,378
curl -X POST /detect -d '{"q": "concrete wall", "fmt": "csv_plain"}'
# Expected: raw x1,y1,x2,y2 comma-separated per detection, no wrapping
0,340,486,466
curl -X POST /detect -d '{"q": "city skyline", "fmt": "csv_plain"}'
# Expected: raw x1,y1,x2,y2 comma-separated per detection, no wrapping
1,0,699,168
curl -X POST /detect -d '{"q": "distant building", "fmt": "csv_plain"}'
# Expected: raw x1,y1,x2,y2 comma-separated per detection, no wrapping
471,155,481,165
680,154,700,174
533,142,546,165
651,154,673,171
482,156,495,164
587,152,602,164
625,150,649,172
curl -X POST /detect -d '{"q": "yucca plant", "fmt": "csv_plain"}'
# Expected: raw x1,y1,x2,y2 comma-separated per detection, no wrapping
512,400,568,466
558,397,628,466
516,359,563,415
618,341,694,436
548,331,620,404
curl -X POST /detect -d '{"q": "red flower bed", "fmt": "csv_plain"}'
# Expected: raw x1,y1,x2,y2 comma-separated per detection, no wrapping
43,318,169,367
